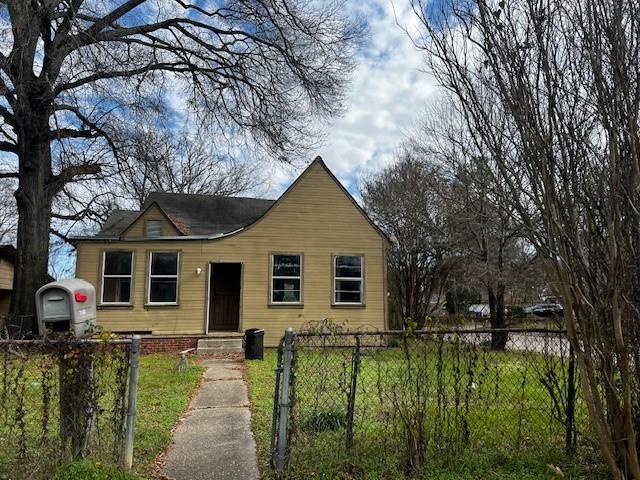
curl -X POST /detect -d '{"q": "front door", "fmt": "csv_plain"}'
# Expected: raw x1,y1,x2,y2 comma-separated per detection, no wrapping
208,263,241,331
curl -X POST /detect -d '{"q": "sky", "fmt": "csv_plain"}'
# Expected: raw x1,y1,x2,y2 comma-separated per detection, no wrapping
267,0,439,200
1,0,441,278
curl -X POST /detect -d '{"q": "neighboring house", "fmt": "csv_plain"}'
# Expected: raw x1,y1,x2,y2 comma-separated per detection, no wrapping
0,245,15,315
0,245,55,316
73,158,388,346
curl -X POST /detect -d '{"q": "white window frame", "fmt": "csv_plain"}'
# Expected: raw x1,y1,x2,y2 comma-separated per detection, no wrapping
147,251,180,305
100,251,134,305
333,255,364,305
270,253,303,305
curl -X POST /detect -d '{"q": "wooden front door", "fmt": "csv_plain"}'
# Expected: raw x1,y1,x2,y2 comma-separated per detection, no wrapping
208,263,241,331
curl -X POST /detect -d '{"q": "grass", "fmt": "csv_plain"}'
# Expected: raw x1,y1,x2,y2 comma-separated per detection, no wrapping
133,354,203,474
0,350,203,479
247,347,606,479
53,460,145,480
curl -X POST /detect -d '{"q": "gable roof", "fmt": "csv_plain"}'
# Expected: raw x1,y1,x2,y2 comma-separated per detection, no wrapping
78,156,387,243
98,210,139,237
140,193,275,236
92,195,274,239
309,158,390,244
119,201,190,237
251,157,389,243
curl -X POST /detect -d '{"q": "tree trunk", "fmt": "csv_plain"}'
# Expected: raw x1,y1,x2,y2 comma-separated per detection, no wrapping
9,109,53,337
488,283,508,350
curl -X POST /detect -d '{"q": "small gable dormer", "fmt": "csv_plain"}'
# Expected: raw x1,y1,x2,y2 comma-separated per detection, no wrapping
122,203,185,239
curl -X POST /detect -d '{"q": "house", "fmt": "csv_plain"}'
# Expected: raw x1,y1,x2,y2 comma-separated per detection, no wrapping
73,158,388,347
0,245,16,315
0,245,56,317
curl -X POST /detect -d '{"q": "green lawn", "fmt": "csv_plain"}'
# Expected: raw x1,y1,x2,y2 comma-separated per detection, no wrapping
247,347,606,480
134,354,203,473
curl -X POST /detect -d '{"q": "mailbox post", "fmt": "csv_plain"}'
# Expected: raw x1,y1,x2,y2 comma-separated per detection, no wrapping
35,279,99,458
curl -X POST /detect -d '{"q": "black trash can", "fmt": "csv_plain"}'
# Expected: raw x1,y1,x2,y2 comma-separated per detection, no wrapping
245,328,264,360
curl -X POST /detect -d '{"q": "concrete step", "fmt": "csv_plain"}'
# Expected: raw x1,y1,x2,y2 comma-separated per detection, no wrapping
197,337,243,353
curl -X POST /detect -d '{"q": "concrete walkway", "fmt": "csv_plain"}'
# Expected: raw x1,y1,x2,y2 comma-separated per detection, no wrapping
163,359,260,480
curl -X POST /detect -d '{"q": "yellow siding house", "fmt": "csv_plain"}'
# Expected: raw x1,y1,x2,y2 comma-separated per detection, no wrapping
74,158,388,346
0,245,16,315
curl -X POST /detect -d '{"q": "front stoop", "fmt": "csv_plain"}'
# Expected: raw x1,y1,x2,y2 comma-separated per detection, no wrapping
197,333,243,353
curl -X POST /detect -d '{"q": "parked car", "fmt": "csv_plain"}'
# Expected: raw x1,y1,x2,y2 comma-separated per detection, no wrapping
523,303,563,318
468,304,490,318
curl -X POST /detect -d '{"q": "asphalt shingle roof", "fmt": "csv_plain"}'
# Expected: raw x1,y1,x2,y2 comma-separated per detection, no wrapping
97,210,139,237
96,193,275,238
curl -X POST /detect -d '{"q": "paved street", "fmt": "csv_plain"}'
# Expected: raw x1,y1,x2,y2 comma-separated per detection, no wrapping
441,331,571,356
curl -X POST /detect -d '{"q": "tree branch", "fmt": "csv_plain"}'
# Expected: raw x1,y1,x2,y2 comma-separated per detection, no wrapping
49,227,71,244
47,163,101,194
0,141,17,153
50,128,100,140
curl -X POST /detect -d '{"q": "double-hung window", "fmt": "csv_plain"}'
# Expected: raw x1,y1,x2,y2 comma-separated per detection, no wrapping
271,254,302,304
101,251,133,304
148,252,180,304
333,255,364,305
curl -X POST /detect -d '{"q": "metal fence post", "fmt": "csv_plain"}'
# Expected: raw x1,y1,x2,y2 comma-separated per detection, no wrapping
274,327,294,475
270,339,285,468
346,335,361,450
123,335,141,470
565,342,577,455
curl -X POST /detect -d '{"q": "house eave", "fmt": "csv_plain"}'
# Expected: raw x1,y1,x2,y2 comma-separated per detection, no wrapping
71,228,245,242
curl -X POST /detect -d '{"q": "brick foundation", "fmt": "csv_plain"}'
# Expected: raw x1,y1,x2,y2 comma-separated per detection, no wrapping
140,336,200,353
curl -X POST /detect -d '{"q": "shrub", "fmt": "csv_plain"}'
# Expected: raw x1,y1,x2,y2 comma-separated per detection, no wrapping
302,408,347,432
387,336,401,348
53,461,144,480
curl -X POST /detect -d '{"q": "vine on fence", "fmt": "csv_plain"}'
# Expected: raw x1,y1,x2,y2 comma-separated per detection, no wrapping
0,335,131,479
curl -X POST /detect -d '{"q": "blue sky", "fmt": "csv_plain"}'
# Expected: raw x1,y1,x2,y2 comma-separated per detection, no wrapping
266,0,438,201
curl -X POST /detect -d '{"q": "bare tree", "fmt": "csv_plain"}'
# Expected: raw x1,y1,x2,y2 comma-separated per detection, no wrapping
0,1,364,327
412,101,532,348
412,0,640,476
113,125,265,209
362,149,454,329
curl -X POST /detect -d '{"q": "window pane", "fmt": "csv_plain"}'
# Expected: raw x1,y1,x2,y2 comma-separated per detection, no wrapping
103,277,131,303
146,220,162,238
104,251,132,275
335,256,362,278
150,279,177,303
273,255,301,277
151,252,178,275
335,279,362,303
272,278,301,303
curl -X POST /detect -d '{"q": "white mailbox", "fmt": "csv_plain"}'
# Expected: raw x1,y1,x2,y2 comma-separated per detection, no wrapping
36,279,97,338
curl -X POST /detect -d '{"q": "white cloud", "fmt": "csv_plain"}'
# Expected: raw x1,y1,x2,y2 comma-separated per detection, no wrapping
157,0,438,200
268,0,439,198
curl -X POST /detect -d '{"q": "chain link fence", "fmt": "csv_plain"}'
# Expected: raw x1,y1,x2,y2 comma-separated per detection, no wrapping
0,330,138,479
271,327,592,478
